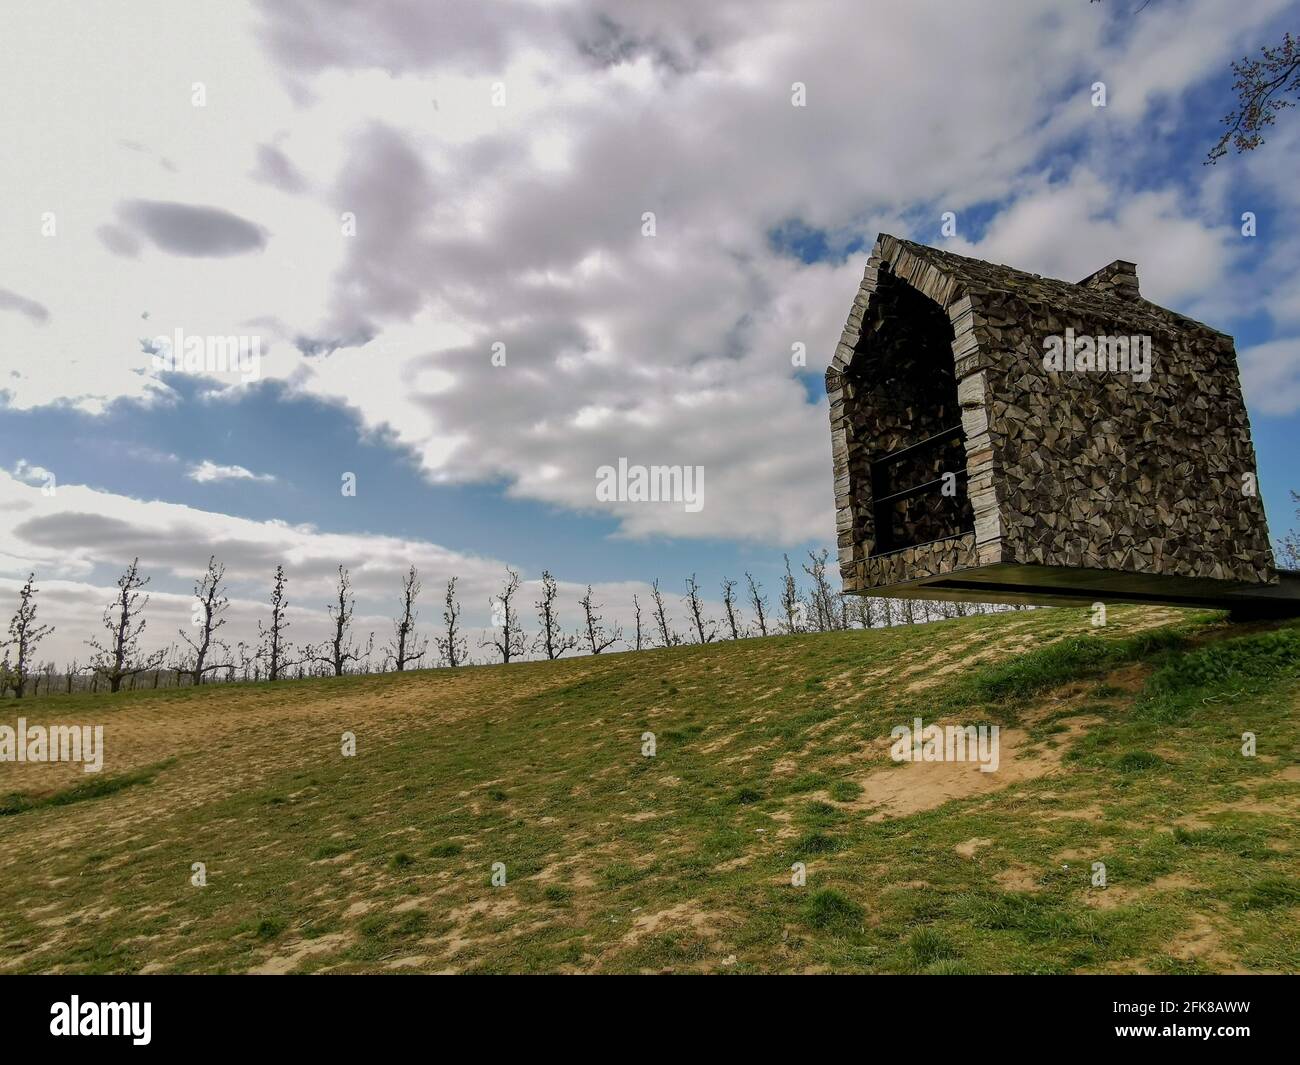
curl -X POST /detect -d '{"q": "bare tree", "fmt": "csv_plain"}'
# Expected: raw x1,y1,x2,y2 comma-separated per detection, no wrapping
649,579,681,647
683,575,717,644
780,554,803,634
168,642,190,687
719,578,743,640
310,566,373,677
153,649,172,689
632,593,644,651
2,573,54,699
851,596,877,629
483,567,527,664
385,565,430,671
745,572,769,637
436,576,469,668
1278,491,1300,568
178,555,231,685
88,558,166,693
236,640,256,682
256,564,296,681
578,585,622,654
533,570,578,660
802,548,840,632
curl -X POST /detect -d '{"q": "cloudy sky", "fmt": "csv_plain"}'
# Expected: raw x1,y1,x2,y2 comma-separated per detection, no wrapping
1,0,1298,665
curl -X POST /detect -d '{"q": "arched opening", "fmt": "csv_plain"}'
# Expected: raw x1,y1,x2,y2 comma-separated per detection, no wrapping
844,267,974,556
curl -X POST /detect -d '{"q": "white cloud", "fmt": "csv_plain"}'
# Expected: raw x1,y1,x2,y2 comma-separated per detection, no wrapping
945,168,1241,310
1,0,1296,551
11,459,55,486
188,460,276,484
0,470,718,665
1240,337,1300,416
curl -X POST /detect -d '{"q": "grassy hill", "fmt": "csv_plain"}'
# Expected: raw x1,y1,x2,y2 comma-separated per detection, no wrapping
2,605,1298,974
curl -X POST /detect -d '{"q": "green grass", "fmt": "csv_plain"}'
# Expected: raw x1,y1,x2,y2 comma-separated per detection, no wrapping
828,779,863,802
804,889,865,932
1240,877,1300,911
0,605,1296,974
0,758,175,816
908,926,961,966
1138,628,1300,723
959,626,1192,707
1114,750,1167,772
791,831,841,856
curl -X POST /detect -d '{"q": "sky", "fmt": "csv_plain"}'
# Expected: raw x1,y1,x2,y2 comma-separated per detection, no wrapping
1,0,1298,666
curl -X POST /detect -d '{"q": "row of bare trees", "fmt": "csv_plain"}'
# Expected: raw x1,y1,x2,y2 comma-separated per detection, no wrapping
0,560,169,696
0,558,452,697
176,560,446,683
0,549,1018,697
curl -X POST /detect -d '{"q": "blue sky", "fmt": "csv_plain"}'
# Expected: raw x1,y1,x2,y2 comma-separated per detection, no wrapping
0,373,803,595
1,0,1297,663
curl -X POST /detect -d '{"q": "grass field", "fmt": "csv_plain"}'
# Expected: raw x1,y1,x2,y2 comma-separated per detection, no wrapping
2,604,1298,974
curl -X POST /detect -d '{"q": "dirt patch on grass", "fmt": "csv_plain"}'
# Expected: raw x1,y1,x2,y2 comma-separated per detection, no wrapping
905,625,1044,692
994,864,1041,892
1174,795,1299,830
445,895,521,925
1083,874,1198,911
248,932,349,975
1043,805,1104,822
1098,662,1149,694
621,901,733,946
383,955,432,970
534,859,598,889
1165,913,1247,972
842,716,1101,821
699,733,740,755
